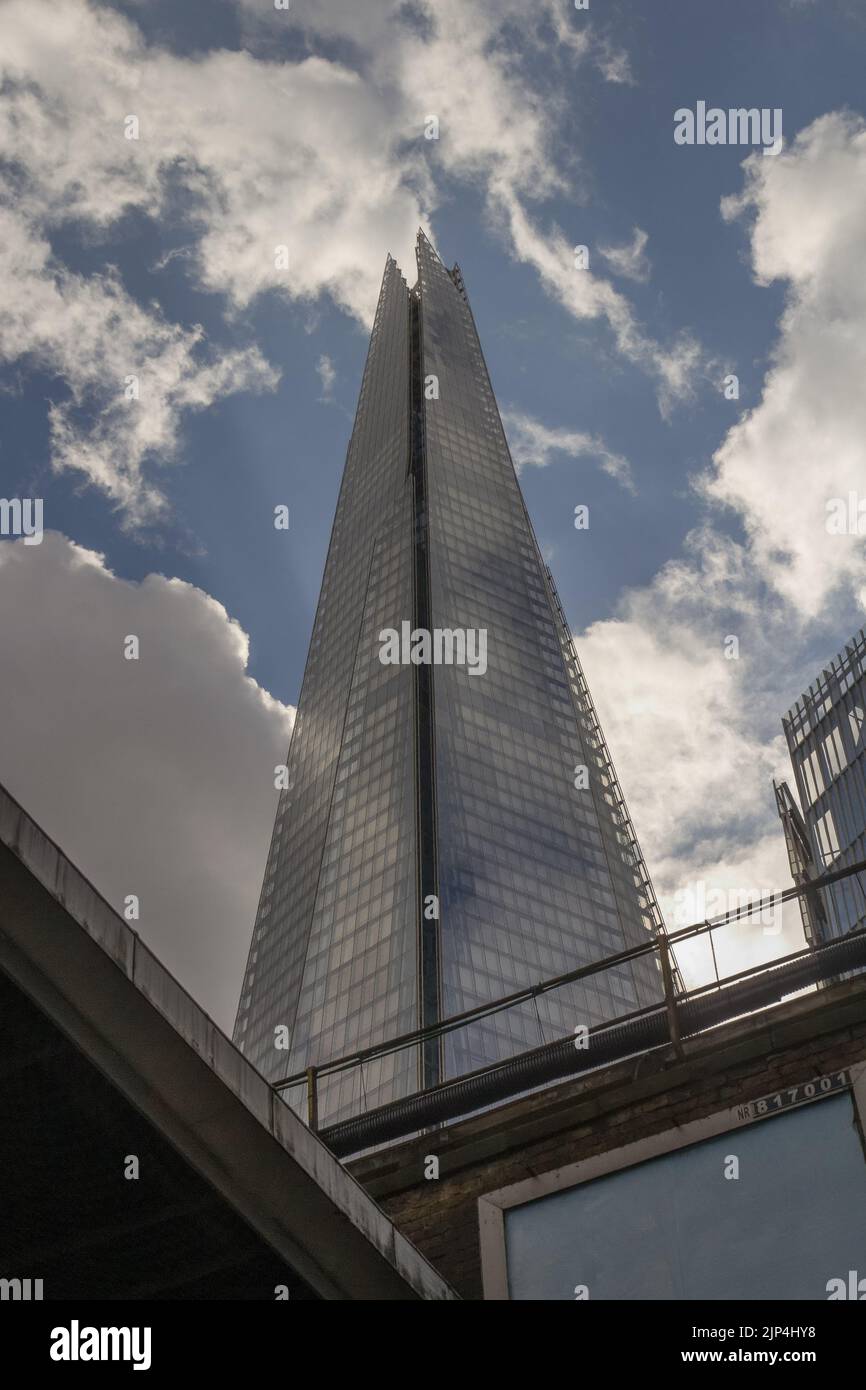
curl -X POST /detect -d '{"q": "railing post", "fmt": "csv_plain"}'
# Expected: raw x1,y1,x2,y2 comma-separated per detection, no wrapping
306,1066,319,1131
658,935,684,1057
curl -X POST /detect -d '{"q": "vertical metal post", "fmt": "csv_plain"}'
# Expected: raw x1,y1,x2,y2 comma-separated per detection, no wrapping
708,921,720,986
658,936,683,1056
306,1066,319,1131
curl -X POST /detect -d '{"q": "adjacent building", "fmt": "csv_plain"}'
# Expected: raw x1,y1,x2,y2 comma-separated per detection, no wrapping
234,232,664,1128
777,627,866,946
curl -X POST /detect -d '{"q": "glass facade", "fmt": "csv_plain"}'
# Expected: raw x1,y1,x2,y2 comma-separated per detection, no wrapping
781,628,866,942
234,257,421,1120
416,235,661,1079
234,233,663,1127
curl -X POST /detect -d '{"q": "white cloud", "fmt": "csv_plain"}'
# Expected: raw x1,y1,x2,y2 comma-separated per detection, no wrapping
499,193,702,414
577,533,807,988
316,353,337,402
503,408,635,493
598,226,651,283
237,0,400,49
0,0,703,523
0,208,277,525
592,43,635,87
565,114,866,986
0,0,431,321
393,0,566,203
0,0,428,519
710,113,866,615
382,0,700,408
0,533,293,1028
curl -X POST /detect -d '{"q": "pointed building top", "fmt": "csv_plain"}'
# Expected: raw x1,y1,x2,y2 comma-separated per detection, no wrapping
416,227,442,260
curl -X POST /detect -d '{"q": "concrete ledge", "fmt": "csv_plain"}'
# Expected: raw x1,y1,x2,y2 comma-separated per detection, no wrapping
0,780,456,1301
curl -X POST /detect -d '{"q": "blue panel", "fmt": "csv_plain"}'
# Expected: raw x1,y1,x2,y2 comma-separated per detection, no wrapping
504,1093,866,1300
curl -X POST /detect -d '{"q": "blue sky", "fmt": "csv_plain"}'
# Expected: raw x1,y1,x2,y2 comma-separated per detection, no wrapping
2,0,866,1021
7,0,860,701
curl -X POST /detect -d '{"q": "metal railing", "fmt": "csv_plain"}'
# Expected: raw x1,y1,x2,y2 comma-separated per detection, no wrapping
274,854,866,1130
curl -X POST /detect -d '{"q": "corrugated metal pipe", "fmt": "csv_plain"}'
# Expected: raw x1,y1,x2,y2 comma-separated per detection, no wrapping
321,931,866,1157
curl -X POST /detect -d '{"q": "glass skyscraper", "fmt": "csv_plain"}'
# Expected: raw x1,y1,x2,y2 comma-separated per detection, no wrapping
234,232,664,1127
777,627,866,944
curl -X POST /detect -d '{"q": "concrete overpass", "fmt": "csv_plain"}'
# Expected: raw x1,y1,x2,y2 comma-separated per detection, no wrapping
0,782,456,1301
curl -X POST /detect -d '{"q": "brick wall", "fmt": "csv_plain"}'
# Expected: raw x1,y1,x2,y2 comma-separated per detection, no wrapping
348,981,866,1298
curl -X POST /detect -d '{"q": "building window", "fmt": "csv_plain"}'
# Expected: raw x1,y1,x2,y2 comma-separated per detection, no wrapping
815,808,841,866
823,726,847,779
800,747,826,805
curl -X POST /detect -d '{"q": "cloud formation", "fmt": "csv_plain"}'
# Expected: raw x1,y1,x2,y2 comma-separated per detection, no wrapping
0,533,293,1028
503,408,635,493
598,227,651,283
316,354,337,403
573,114,866,982
711,113,866,614
0,0,426,519
0,209,277,525
0,0,703,532
501,196,702,415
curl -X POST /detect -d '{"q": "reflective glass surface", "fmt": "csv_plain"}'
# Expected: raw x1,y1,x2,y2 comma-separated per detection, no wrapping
417,235,661,1077
235,236,664,1127
784,629,866,939
234,259,421,1122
